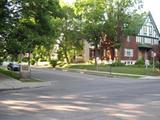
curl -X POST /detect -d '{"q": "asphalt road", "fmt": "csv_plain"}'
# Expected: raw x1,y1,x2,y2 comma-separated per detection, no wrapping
0,69,160,120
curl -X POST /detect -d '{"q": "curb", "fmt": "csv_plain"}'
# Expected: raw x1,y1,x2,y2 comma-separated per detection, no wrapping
55,68,146,78
0,81,53,91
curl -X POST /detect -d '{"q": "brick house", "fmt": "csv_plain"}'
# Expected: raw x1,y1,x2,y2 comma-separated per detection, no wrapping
120,12,160,65
83,12,160,65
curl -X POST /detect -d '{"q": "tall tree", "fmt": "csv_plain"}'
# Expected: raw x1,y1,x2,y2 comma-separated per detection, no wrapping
0,0,20,58
54,6,83,63
4,0,63,62
75,0,105,66
104,0,143,47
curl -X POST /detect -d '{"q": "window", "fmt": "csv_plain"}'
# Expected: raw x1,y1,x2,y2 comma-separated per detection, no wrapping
141,37,144,43
124,49,133,57
149,26,153,35
136,37,141,43
145,38,152,44
143,26,147,35
127,36,131,42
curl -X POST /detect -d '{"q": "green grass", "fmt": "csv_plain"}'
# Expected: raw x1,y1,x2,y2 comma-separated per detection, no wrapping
0,68,41,82
66,64,160,76
0,68,20,79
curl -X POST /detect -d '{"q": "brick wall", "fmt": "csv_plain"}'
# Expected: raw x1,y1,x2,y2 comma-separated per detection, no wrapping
120,36,138,60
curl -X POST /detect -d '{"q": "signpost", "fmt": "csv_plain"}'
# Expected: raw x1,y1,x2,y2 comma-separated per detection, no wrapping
151,51,156,69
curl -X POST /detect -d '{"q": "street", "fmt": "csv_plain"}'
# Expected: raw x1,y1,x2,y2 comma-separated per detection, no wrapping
0,69,160,120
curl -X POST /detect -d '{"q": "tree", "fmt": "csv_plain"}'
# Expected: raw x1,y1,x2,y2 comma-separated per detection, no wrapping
54,6,83,63
104,0,143,47
124,12,147,35
75,0,105,67
0,0,64,79
4,0,63,62
0,0,20,59
75,0,143,65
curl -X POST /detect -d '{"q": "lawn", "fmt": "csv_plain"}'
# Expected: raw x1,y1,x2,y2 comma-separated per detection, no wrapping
0,68,41,82
66,64,160,76
0,68,20,79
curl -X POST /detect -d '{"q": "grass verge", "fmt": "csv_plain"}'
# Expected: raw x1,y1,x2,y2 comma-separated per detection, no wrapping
0,68,20,79
66,64,160,76
0,68,41,82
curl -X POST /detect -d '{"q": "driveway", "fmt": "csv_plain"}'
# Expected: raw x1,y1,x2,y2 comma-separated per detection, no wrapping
0,68,160,120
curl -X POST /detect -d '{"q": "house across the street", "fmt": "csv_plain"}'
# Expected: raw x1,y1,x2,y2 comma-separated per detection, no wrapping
83,12,160,65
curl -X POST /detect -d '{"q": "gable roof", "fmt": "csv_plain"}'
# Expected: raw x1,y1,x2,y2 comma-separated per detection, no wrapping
147,11,160,36
138,11,160,37
126,11,160,37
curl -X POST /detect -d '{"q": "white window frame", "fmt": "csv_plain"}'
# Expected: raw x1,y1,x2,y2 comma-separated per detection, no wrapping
124,49,133,57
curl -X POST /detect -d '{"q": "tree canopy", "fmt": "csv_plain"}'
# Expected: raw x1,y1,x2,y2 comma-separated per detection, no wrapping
0,0,145,65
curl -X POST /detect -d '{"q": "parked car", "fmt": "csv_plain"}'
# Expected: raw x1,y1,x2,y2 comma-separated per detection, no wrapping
7,63,20,71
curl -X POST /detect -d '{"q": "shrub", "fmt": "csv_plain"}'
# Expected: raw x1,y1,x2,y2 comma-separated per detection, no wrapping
135,59,145,66
22,57,29,62
50,60,58,68
30,59,36,65
0,59,3,65
155,61,160,69
110,61,125,67
39,58,47,62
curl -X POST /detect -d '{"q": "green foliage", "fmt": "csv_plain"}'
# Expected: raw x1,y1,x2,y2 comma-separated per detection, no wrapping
135,59,145,66
124,12,147,35
150,61,160,69
155,62,160,69
66,64,159,76
30,59,36,65
39,58,47,62
54,6,83,63
104,0,143,44
22,57,29,62
32,46,50,62
0,58,3,65
1,0,64,63
50,60,58,68
0,68,20,80
75,0,105,65
110,61,125,67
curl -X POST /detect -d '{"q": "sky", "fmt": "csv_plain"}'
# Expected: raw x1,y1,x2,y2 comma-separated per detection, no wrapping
63,0,160,30
143,0,160,31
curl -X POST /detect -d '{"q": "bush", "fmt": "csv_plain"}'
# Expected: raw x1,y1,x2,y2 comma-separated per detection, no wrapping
30,59,36,65
0,59,3,65
50,60,58,68
135,59,145,66
110,61,125,67
155,61,160,69
39,58,47,62
22,57,29,62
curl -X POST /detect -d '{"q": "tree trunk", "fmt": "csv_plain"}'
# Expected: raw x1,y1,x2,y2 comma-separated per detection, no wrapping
19,52,23,79
28,50,31,79
64,48,70,64
94,45,98,71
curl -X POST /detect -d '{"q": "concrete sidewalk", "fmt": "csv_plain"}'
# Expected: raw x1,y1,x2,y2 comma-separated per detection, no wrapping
0,73,52,91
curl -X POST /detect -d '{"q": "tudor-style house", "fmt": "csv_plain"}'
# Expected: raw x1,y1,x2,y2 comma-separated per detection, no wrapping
120,12,160,65
83,12,160,65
